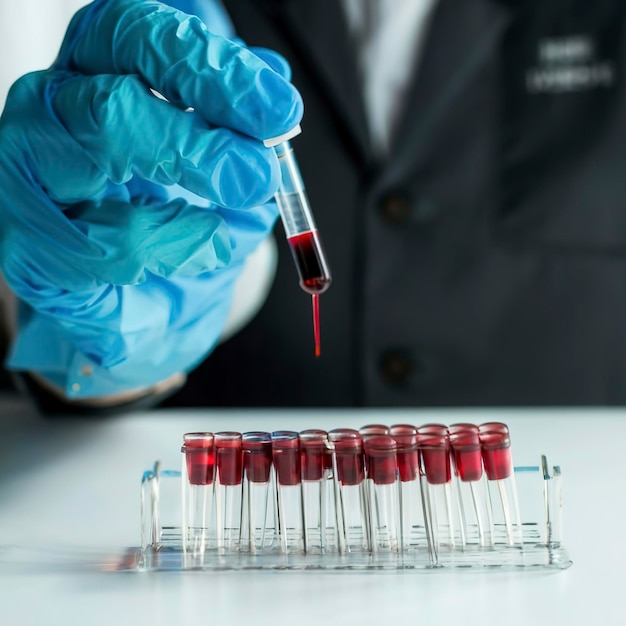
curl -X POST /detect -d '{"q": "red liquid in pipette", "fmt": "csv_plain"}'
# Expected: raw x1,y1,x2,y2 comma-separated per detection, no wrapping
287,231,331,357
312,294,320,357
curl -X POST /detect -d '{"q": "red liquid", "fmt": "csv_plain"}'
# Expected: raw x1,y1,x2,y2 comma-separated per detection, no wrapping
312,294,320,357
183,433,214,486
480,432,512,480
364,436,397,485
299,430,328,481
455,448,484,482
287,231,331,358
329,429,365,486
215,432,243,486
185,449,215,485
418,433,451,485
390,424,419,483
360,425,390,473
287,231,332,295
450,430,483,482
421,448,451,484
243,432,272,483
272,431,301,486
481,446,512,480
479,430,512,480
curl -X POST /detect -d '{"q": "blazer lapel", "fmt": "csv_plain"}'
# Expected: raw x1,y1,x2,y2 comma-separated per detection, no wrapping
387,0,515,177
268,0,371,161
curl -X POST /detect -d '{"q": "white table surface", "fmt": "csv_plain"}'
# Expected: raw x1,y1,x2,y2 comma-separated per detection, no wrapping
0,393,624,626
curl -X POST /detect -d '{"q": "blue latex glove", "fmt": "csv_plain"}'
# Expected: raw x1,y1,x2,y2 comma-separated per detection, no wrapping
0,0,303,398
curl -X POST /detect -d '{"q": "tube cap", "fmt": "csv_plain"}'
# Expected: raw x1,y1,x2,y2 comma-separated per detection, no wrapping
263,124,302,147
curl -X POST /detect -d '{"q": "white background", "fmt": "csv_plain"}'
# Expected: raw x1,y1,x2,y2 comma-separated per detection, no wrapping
0,1,85,106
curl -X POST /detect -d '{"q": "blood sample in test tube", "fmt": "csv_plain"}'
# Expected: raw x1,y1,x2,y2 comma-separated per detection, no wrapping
329,429,366,486
390,424,432,555
183,432,215,486
215,432,243,552
241,432,274,553
417,423,453,484
449,427,491,546
181,433,215,559
390,425,419,483
478,423,522,545
300,430,335,552
272,431,304,554
328,429,369,553
360,424,390,474
479,424,512,480
364,436,401,553
417,428,458,549
243,432,273,483
450,429,483,483
300,429,328,481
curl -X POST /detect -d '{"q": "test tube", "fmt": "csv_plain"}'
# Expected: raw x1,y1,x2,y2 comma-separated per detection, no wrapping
300,429,336,553
272,431,304,554
240,432,274,553
417,425,459,550
448,425,492,547
364,435,401,553
181,433,215,561
328,429,369,553
479,422,522,546
390,424,434,560
269,136,332,357
214,432,243,553
359,424,390,471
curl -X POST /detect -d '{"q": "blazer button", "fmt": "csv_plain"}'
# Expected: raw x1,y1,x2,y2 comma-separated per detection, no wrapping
379,351,412,385
379,193,412,223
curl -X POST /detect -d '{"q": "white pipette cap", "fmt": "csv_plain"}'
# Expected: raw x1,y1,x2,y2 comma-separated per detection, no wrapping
262,124,302,147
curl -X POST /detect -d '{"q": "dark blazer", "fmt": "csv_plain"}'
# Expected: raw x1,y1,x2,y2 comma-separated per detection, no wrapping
167,0,626,407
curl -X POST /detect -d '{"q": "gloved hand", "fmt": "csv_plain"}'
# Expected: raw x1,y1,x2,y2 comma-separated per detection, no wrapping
0,0,303,399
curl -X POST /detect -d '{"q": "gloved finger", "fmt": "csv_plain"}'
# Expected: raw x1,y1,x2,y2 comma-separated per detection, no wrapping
249,47,292,81
57,0,303,141
65,196,233,282
214,201,279,263
0,71,109,205
2,195,232,306
52,72,281,208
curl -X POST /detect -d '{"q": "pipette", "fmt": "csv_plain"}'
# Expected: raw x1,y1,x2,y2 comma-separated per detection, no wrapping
264,127,332,357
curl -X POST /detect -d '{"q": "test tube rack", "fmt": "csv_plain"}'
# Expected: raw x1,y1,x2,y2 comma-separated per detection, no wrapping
138,423,572,572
